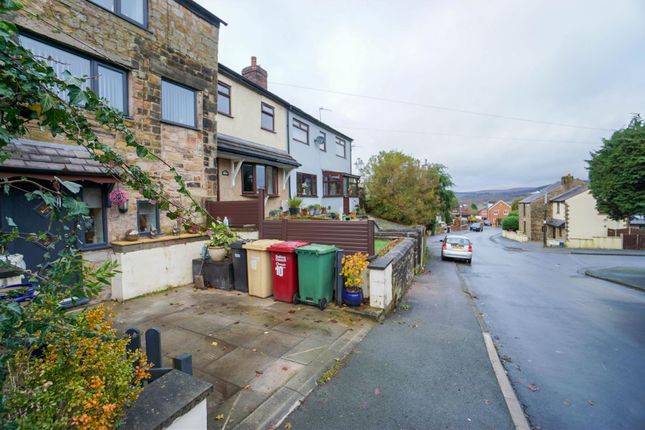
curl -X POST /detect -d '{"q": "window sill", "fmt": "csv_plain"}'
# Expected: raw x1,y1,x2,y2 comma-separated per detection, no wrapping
294,139,309,145
297,195,318,198
217,111,234,118
241,193,279,198
81,243,112,252
261,127,276,134
160,119,201,132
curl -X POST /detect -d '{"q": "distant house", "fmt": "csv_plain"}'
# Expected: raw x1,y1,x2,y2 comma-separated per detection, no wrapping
546,186,625,248
478,207,488,220
488,200,512,226
518,175,586,241
287,106,358,215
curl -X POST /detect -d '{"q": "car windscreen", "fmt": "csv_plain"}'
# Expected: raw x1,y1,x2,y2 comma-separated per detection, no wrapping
447,237,469,246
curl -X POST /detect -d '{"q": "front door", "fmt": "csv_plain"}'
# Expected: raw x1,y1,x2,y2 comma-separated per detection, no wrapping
343,196,350,215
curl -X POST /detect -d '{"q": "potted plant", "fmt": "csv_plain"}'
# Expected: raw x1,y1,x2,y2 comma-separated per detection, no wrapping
340,252,369,306
288,197,302,216
207,220,238,261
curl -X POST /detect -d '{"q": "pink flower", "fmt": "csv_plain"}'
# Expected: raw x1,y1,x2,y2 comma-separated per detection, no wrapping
109,188,128,205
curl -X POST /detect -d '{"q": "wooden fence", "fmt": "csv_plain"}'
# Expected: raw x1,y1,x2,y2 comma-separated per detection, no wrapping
608,227,645,250
204,199,261,228
260,219,375,256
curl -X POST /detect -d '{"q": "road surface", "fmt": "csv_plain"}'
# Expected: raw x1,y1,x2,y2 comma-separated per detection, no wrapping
451,228,645,429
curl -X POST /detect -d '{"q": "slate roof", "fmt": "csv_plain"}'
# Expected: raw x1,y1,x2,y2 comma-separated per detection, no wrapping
546,218,566,228
520,182,562,204
1,139,109,175
216,134,300,168
550,185,588,202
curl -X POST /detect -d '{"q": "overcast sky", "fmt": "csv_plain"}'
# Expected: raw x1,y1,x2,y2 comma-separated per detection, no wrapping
197,0,644,191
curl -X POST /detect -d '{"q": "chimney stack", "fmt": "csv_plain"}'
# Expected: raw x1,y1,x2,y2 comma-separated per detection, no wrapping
561,174,574,190
241,56,268,89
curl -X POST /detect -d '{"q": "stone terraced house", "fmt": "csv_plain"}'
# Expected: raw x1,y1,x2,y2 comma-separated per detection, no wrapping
0,0,224,290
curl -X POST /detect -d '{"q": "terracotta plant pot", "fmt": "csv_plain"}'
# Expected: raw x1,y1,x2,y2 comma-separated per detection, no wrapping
208,246,227,261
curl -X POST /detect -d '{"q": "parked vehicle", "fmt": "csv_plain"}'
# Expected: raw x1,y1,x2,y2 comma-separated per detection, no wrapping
469,222,483,232
440,235,473,264
483,220,492,226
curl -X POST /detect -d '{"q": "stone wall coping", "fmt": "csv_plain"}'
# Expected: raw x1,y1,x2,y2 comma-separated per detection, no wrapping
111,234,207,253
368,237,415,270
121,370,213,430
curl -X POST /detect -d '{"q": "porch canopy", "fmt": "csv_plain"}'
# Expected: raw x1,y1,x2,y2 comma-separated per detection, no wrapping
216,133,300,189
0,139,118,183
546,218,566,228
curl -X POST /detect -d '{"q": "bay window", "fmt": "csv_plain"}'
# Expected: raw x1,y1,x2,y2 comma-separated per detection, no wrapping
323,172,343,197
19,34,128,114
162,79,197,128
297,173,317,197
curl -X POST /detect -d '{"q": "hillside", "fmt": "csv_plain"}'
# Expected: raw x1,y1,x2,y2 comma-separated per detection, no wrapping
455,185,547,205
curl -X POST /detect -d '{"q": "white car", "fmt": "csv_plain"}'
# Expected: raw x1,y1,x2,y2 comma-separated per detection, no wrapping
440,235,472,264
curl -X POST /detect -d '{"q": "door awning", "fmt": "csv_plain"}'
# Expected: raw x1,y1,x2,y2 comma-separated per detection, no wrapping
216,133,300,169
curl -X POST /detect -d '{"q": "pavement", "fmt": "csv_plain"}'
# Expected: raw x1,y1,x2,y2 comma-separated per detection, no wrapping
585,266,645,291
285,237,515,429
492,233,645,257
458,228,645,430
111,286,374,430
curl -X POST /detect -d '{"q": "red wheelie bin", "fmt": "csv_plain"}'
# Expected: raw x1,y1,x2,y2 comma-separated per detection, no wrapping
267,241,309,303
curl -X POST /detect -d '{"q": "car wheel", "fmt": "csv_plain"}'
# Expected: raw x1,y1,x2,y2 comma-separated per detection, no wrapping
467,259,472,264
319,298,327,310
441,254,446,261
293,293,300,305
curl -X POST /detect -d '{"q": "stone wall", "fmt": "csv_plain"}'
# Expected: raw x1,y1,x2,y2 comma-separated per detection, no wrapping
8,0,221,241
368,238,415,312
375,226,426,268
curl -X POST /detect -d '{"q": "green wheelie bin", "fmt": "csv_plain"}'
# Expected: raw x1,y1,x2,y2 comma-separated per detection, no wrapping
295,244,338,310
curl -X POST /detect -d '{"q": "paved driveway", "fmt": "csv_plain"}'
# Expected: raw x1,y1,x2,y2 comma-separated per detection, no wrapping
450,228,645,429
111,286,373,429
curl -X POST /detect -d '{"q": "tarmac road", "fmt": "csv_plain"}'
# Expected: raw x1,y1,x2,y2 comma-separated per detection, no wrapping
455,228,645,429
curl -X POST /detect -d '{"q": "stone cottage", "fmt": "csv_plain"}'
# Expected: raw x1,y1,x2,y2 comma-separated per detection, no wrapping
0,0,224,292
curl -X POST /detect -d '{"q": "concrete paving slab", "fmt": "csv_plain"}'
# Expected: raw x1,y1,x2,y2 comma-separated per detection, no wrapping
111,286,375,429
234,387,303,430
204,347,276,387
239,330,304,358
249,358,304,394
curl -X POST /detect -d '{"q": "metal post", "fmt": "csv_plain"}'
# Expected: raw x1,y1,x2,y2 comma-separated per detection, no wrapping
145,328,162,369
334,249,344,306
258,188,265,238
173,353,193,375
125,328,141,353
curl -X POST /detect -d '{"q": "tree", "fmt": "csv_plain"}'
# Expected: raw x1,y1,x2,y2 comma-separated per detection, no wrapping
470,203,478,211
587,114,645,222
0,1,207,426
511,197,522,211
360,151,455,226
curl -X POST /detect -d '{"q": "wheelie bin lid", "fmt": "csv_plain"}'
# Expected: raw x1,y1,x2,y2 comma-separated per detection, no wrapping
243,239,283,251
267,241,309,253
295,243,338,255
230,240,249,250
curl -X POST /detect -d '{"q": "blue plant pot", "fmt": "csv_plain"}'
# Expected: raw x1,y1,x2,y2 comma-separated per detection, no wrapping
342,289,363,306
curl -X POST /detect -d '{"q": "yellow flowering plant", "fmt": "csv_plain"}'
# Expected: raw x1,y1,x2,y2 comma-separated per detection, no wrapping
2,305,151,429
340,252,369,292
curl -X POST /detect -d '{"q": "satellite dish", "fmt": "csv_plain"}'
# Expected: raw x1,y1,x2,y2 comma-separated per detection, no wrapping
314,136,325,146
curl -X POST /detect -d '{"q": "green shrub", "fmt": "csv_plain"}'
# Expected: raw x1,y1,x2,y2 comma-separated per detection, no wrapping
502,215,519,231
508,210,519,218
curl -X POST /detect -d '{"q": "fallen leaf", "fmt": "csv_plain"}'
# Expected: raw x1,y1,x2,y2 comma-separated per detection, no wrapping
282,366,288,371
288,310,296,314
527,384,539,392
587,400,594,406
562,399,571,407
284,423,293,429
255,370,263,375
264,331,269,334
285,318,292,321
244,384,251,390
211,341,218,346
501,354,512,363
215,414,224,421
252,348,257,352
330,319,338,324
374,388,381,396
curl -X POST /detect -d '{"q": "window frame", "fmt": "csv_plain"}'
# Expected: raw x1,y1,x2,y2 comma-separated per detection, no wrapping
136,200,160,236
296,172,318,197
79,184,109,250
161,78,199,129
335,137,347,158
217,81,232,117
323,172,344,197
260,102,275,132
88,0,149,29
19,33,129,115
240,163,279,197
318,131,327,151
292,118,309,145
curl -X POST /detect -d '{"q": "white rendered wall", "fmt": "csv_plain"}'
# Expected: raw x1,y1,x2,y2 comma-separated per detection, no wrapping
166,399,208,430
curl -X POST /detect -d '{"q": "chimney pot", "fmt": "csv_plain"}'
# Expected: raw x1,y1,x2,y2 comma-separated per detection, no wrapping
251,56,256,66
